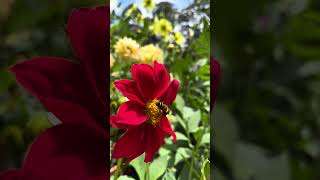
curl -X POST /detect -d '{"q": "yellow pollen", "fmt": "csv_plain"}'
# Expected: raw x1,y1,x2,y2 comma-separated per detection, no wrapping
145,99,163,127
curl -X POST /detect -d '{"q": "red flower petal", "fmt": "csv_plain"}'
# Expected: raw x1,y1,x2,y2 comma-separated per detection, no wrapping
0,169,21,180
112,124,146,162
67,6,108,105
159,117,176,142
110,101,146,129
160,79,179,105
113,80,145,105
22,124,106,180
144,126,166,162
210,58,220,111
10,57,104,129
131,64,157,101
153,61,170,99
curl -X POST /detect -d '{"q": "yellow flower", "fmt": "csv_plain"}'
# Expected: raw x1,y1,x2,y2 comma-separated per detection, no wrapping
174,32,185,45
139,44,164,64
143,0,155,11
168,43,175,49
114,37,140,61
110,53,115,68
150,17,172,41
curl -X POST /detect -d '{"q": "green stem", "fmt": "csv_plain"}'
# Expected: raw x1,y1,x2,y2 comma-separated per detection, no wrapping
188,153,194,180
146,162,150,180
114,158,123,180
182,155,201,178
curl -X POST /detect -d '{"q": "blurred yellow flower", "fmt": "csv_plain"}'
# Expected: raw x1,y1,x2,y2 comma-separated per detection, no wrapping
114,37,140,61
143,0,155,11
168,43,175,49
151,17,172,41
110,53,115,68
174,32,185,45
139,44,164,64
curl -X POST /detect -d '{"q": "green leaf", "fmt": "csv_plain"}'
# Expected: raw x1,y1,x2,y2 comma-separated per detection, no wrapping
117,175,136,180
159,147,171,156
150,155,170,180
174,94,185,112
162,169,176,180
200,159,210,180
174,148,192,165
213,104,239,164
130,154,146,180
176,115,186,131
234,143,290,180
175,132,189,141
194,127,204,142
200,133,210,145
198,64,210,81
184,107,201,133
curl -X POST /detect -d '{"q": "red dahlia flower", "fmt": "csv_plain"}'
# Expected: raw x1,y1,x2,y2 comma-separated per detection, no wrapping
111,61,179,163
0,6,108,180
210,57,221,111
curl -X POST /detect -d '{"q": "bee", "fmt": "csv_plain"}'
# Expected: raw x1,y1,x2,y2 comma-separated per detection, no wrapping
156,101,170,115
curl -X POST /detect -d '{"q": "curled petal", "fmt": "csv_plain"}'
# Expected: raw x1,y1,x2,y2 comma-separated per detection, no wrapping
113,80,145,105
160,79,179,105
159,117,176,142
110,101,146,129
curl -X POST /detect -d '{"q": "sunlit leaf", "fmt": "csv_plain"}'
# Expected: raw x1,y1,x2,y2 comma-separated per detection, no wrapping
150,155,170,180
130,153,146,180
174,147,192,165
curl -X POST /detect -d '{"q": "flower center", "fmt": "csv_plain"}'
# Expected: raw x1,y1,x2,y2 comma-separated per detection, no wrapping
145,99,163,127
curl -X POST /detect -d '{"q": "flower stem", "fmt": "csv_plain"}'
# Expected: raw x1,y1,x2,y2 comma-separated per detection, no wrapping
114,158,123,180
146,162,150,180
188,154,194,180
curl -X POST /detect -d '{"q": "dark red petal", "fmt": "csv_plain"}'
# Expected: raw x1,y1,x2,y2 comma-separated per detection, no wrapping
153,61,170,99
144,125,166,162
113,80,145,105
22,124,107,180
112,124,146,162
67,6,109,105
0,169,21,180
159,117,176,142
110,101,146,129
10,57,104,128
160,79,179,105
210,57,221,111
131,64,158,101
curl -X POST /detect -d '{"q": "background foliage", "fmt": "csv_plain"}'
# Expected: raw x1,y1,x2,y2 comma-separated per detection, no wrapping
213,0,320,179
110,0,210,179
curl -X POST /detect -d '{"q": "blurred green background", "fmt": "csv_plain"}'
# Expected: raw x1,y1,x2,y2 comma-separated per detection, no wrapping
0,0,104,170
213,0,320,179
